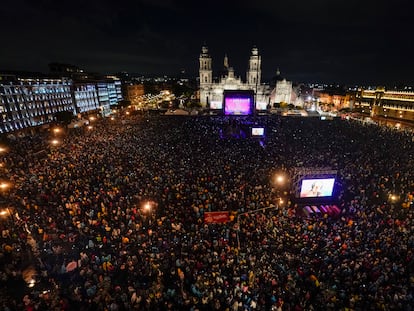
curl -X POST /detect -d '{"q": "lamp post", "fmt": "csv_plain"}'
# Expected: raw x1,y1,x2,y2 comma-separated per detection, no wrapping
144,202,151,226
0,207,13,223
143,201,155,226
0,182,14,223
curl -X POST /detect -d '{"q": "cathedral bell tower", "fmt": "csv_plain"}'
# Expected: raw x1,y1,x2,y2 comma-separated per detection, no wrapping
199,45,212,86
199,45,212,107
246,46,261,87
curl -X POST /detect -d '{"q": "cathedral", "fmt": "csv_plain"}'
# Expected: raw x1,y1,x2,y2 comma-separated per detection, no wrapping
198,45,271,110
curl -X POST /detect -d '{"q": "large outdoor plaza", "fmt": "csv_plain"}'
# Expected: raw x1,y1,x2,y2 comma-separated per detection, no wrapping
0,113,413,311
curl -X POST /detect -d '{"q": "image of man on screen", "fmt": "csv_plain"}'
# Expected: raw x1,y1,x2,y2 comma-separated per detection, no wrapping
300,178,335,198
252,128,263,136
301,180,324,197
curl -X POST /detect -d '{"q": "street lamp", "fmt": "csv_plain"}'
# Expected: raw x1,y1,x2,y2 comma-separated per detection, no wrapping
53,127,61,134
0,146,8,153
0,207,13,222
144,202,151,212
142,201,156,226
273,171,289,195
0,182,9,190
275,174,285,185
0,182,14,223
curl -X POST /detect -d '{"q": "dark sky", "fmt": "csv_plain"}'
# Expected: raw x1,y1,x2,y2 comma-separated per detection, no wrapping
1,0,413,86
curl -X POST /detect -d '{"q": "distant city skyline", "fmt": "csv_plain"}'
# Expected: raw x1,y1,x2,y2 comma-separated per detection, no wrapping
1,0,413,86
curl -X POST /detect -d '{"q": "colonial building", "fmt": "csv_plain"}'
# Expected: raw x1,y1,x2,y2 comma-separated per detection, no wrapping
199,46,270,110
72,82,100,114
0,76,73,133
270,79,293,105
0,72,123,133
356,88,414,123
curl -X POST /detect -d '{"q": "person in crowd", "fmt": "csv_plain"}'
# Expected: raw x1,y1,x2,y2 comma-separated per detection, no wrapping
0,113,413,310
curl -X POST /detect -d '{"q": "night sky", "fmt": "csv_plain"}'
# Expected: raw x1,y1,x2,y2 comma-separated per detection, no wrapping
1,0,413,86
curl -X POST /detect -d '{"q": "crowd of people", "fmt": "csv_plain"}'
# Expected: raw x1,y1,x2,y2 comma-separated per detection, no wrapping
0,113,413,310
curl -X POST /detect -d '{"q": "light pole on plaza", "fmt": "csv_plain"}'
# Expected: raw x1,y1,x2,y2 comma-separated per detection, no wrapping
143,201,156,226
273,172,288,202
51,139,60,146
0,181,14,223
0,206,14,223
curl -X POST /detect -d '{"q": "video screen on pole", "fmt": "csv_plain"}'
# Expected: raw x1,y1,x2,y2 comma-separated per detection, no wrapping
251,127,265,137
210,101,222,110
300,178,335,198
223,90,254,116
256,101,267,111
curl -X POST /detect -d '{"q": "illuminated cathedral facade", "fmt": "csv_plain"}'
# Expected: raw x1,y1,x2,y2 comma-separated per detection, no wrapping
199,46,270,110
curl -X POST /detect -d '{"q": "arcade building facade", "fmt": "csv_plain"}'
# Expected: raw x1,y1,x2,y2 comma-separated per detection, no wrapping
356,88,414,124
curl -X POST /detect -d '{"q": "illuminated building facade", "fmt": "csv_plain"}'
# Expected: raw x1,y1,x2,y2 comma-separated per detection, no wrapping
313,89,355,111
356,88,414,123
0,73,123,133
73,82,100,114
270,79,293,105
0,76,73,133
199,46,270,110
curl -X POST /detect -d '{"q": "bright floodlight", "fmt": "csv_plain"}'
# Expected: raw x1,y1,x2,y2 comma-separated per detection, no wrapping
0,210,8,216
275,174,285,184
0,182,9,190
390,194,398,202
53,128,61,133
144,202,151,211
51,139,59,145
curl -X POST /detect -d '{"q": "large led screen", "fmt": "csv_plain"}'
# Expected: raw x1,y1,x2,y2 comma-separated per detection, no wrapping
300,178,335,198
210,101,222,110
223,90,254,116
251,127,265,137
256,101,267,110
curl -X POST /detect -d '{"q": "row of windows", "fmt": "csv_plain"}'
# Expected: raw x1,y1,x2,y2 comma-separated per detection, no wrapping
382,95,414,101
0,86,69,95
77,102,99,107
75,86,96,92
1,94,71,102
75,93,98,99
1,106,66,120
0,121,32,134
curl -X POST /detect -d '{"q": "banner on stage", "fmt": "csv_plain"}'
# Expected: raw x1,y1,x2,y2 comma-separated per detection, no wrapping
204,211,230,224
